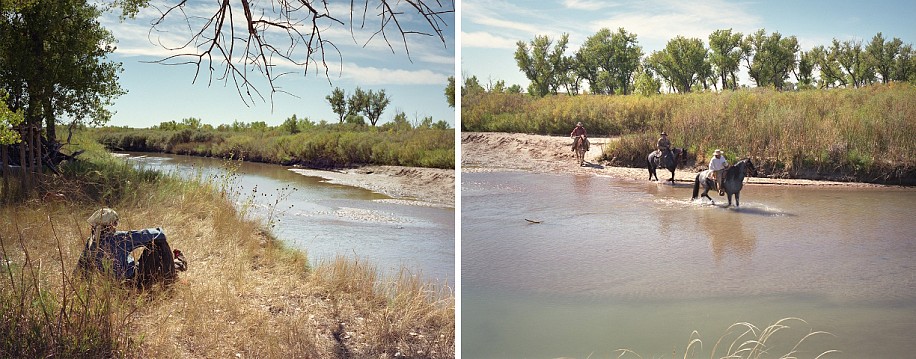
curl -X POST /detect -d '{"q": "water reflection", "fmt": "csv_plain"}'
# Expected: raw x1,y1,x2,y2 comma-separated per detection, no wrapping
700,208,756,262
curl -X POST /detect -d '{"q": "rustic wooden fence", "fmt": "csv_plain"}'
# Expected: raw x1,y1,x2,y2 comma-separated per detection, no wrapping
1,124,43,201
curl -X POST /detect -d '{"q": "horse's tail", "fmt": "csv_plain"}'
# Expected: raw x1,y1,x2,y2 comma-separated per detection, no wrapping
692,173,700,199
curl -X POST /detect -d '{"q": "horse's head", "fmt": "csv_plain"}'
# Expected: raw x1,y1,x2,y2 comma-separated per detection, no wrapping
743,158,758,177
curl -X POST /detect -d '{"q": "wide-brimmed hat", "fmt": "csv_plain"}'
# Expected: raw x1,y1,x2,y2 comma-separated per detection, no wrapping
576,122,583,126
88,208,119,227
660,132,667,136
714,149,722,155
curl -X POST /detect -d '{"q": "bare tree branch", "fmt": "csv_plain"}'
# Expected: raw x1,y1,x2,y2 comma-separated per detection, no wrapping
142,0,453,106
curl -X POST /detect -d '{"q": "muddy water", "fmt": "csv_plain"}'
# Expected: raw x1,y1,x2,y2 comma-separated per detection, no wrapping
462,171,916,358
122,153,454,283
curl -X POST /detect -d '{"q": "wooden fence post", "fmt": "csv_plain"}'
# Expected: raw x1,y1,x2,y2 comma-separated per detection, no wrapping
1,144,8,201
19,127,28,194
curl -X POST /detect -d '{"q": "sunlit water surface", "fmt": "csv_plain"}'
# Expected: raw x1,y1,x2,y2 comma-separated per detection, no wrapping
462,171,916,358
123,153,454,284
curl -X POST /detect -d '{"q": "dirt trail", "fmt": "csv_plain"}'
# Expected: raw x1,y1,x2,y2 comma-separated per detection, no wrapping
461,132,896,188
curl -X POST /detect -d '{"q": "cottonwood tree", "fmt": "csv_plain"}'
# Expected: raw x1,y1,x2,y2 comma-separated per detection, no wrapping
575,28,642,95
143,0,453,104
646,36,708,93
893,44,915,82
811,45,845,88
326,87,347,123
744,29,799,90
795,49,817,90
708,29,744,90
831,38,875,88
515,34,568,97
362,89,391,126
1,0,124,146
866,32,903,84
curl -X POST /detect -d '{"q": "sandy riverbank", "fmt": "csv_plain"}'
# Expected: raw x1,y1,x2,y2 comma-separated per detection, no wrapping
291,165,455,207
461,132,902,188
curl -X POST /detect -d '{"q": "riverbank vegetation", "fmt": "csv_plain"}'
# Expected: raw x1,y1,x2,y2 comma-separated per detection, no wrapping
462,83,916,184
1,132,454,357
90,116,454,169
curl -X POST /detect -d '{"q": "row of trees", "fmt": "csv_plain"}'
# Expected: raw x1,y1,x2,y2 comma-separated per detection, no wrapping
152,113,450,134
513,27,916,96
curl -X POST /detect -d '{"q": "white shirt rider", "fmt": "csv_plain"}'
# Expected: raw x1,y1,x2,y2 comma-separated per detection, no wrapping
709,154,729,171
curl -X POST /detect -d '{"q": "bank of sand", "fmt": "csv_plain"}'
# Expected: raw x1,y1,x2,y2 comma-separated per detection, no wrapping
291,165,455,207
461,132,899,188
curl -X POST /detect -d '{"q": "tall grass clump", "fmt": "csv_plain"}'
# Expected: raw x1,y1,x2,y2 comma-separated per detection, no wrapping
2,131,455,357
463,83,916,184
616,318,838,359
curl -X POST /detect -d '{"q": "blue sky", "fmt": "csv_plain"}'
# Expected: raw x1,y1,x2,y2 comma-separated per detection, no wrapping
461,0,916,90
101,1,455,128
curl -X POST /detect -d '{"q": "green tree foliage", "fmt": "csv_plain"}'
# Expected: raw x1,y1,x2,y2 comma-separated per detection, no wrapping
866,32,903,84
1,91,24,145
445,76,455,108
632,65,661,96
348,87,368,119
576,28,643,95
345,114,366,126
647,36,708,93
744,29,799,90
383,111,412,131
811,45,845,88
0,0,125,144
514,33,569,97
557,55,584,95
795,50,817,90
326,87,348,123
281,115,300,134
462,75,485,96
894,44,915,82
708,29,744,90
831,38,875,88
363,89,391,126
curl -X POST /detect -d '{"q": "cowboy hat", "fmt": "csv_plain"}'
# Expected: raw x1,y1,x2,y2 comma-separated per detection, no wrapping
660,132,667,136
88,208,119,227
576,122,583,126
714,149,722,155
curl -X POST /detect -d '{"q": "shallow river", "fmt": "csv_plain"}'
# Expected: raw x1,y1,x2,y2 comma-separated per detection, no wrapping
462,171,916,358
122,153,454,284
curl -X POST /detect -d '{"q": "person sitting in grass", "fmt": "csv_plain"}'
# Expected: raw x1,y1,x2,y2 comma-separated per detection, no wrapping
77,208,186,288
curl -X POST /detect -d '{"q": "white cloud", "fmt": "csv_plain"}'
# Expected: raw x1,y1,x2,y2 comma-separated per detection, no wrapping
336,63,449,86
461,31,518,49
563,0,619,11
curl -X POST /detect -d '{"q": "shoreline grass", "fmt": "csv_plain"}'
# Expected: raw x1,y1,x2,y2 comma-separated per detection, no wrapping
1,132,455,357
90,125,455,170
462,83,916,185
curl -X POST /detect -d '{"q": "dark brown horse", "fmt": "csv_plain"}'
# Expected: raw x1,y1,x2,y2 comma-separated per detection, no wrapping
648,148,686,183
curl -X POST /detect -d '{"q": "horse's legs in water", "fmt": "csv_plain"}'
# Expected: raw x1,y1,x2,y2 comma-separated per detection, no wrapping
734,192,740,207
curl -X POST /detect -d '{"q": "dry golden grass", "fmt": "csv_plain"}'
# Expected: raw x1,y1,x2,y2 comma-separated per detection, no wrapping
1,153,454,357
615,318,837,359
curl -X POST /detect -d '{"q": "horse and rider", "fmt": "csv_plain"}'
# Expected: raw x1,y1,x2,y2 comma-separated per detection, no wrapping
692,149,758,207
570,122,589,166
648,131,687,183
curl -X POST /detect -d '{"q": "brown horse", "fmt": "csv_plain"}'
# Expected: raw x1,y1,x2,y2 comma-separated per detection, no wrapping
573,136,588,166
